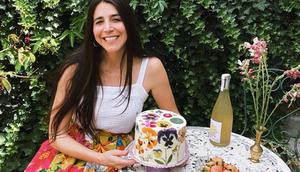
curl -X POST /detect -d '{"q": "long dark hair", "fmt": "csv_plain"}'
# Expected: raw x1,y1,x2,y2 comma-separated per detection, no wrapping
50,0,144,141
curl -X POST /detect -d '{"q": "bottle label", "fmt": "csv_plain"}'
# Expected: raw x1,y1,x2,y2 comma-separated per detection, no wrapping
209,119,222,143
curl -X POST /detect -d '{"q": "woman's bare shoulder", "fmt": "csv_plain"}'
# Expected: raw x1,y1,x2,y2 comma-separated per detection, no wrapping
60,64,78,80
57,64,78,87
143,57,166,91
147,57,164,73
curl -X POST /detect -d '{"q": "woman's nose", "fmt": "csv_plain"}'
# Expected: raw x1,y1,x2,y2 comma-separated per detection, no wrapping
103,21,113,32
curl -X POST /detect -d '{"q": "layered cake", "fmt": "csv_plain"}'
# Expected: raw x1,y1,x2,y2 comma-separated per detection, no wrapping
134,109,187,167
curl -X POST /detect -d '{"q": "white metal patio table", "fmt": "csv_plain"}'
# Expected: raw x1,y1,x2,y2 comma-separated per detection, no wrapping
127,126,291,172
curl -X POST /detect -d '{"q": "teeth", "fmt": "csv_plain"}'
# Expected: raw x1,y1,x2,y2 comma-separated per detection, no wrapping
104,36,118,41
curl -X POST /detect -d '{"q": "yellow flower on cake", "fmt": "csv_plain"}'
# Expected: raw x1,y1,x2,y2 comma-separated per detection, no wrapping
153,149,162,158
157,120,172,128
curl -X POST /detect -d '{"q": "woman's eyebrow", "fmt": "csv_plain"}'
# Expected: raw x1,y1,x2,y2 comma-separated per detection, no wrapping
94,14,120,21
111,14,120,18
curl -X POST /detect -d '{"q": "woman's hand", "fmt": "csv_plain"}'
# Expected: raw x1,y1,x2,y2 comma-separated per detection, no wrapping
127,134,134,141
99,149,136,169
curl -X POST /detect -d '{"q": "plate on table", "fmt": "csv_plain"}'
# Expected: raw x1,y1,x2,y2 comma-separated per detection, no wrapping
196,156,240,172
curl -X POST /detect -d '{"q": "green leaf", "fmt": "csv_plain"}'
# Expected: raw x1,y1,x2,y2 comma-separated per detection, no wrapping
253,0,269,11
1,77,11,93
167,154,173,164
58,30,70,41
69,32,75,47
29,52,36,63
33,40,43,53
22,146,33,156
15,63,22,73
158,1,167,11
154,159,164,164
0,134,6,145
129,0,138,10
73,31,83,39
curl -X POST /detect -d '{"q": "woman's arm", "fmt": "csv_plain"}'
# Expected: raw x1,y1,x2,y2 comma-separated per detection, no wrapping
144,57,179,114
48,65,135,169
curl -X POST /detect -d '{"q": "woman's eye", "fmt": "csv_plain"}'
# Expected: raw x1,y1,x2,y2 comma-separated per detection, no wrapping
112,18,121,22
95,20,103,24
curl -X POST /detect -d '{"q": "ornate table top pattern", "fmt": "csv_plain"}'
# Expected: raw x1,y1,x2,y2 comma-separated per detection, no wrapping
126,126,291,172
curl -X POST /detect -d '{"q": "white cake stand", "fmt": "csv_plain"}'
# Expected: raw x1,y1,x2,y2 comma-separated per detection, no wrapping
126,141,189,169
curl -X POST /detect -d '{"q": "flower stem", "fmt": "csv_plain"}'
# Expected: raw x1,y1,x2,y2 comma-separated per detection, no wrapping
247,72,259,125
263,99,283,126
261,57,267,125
262,74,284,126
256,62,263,125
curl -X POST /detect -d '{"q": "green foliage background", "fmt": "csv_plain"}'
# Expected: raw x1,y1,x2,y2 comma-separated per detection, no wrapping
0,0,299,171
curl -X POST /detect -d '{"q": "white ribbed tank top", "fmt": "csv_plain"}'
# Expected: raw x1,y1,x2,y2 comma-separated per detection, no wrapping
94,58,149,133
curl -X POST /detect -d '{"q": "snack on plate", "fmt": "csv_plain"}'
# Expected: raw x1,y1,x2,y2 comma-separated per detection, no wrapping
201,157,239,172
134,109,187,167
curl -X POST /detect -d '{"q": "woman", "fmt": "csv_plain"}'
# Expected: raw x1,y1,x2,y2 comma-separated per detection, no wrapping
26,0,178,171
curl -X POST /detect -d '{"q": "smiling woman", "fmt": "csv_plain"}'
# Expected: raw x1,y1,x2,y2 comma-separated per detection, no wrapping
93,2,127,54
25,0,179,171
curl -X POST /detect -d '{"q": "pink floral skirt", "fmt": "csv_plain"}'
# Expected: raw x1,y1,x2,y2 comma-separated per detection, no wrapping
25,124,131,172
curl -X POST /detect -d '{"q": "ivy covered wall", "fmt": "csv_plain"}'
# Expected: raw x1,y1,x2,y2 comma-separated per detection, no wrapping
0,0,299,171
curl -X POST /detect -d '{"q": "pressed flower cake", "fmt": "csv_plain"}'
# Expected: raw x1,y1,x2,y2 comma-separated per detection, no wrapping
133,109,187,167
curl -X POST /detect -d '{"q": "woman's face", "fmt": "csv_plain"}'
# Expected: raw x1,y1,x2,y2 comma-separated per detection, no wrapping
93,2,127,54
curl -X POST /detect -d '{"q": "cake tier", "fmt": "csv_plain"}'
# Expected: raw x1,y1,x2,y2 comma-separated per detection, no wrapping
134,109,187,167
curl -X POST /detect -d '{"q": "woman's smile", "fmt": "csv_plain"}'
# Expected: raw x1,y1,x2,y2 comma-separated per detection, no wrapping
103,36,119,41
102,35,120,43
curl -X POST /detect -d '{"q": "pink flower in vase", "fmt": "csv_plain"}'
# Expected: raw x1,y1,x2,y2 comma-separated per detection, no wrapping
244,37,267,64
285,69,300,79
280,83,300,105
238,37,300,128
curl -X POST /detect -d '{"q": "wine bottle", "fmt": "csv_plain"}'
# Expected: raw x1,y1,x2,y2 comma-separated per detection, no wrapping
209,73,233,147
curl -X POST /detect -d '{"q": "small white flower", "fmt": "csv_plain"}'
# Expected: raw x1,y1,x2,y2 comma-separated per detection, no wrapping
249,49,255,56
243,42,251,48
237,60,243,66
253,37,259,44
